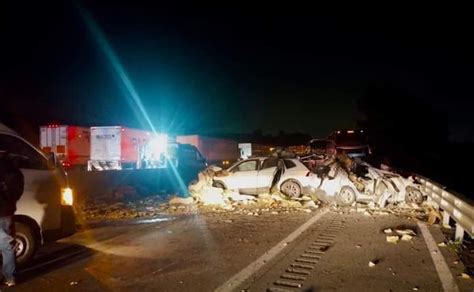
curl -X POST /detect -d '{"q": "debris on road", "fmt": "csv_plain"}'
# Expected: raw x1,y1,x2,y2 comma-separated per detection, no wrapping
395,229,417,236
461,273,471,279
386,236,399,243
384,228,393,234
368,260,379,267
427,206,441,224
169,197,194,205
401,234,413,241
438,242,447,247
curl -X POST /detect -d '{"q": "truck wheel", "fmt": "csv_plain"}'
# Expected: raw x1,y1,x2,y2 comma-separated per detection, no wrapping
336,186,356,206
14,222,38,266
405,186,423,204
280,180,302,198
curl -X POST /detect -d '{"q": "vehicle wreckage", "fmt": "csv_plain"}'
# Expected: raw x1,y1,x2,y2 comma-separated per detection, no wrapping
208,152,426,208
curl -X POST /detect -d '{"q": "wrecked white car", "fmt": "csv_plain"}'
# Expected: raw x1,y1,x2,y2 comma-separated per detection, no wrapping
212,156,315,198
311,162,425,207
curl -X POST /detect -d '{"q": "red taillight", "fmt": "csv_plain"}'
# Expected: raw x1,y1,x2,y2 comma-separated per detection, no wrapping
61,161,71,168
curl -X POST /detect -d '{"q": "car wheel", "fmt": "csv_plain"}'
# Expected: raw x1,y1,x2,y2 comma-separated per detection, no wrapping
336,186,356,206
280,180,302,198
405,186,423,204
14,222,38,266
213,181,225,190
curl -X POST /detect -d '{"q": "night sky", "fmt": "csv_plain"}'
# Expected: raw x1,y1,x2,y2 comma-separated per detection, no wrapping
1,3,473,141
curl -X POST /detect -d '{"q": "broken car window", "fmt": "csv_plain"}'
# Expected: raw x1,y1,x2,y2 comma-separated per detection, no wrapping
261,157,279,170
284,159,297,169
234,160,258,172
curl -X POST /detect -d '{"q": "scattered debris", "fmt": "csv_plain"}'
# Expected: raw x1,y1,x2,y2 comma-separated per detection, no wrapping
438,242,447,247
368,259,380,268
401,234,413,241
70,281,79,286
386,236,399,243
412,286,419,291
169,197,194,205
384,228,393,234
395,229,416,236
461,273,471,279
427,207,441,224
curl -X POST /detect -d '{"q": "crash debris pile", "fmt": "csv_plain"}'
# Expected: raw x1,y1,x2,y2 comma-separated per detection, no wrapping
175,168,322,215
79,195,170,221
78,167,321,221
332,200,436,222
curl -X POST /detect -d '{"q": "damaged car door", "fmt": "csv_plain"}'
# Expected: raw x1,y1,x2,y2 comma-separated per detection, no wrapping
227,159,259,194
256,157,279,193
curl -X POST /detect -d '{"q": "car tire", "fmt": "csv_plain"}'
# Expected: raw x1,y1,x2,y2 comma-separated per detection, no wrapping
280,180,302,198
213,181,226,190
14,222,38,266
336,186,356,206
405,186,423,204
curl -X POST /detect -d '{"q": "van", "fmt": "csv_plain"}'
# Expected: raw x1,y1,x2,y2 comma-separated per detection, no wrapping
0,123,75,264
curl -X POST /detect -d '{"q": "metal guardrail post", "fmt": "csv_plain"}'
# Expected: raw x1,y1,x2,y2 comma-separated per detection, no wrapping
416,175,473,241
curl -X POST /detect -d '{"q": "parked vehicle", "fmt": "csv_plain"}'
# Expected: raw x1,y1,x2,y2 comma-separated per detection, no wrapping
328,129,371,158
176,135,240,167
0,123,75,264
311,162,425,207
212,156,315,198
173,143,208,184
40,125,90,169
88,126,157,171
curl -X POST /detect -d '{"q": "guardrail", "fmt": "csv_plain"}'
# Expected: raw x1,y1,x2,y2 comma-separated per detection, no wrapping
415,175,473,241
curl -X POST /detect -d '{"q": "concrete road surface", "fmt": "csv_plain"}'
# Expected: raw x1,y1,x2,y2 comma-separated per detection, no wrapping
6,208,474,291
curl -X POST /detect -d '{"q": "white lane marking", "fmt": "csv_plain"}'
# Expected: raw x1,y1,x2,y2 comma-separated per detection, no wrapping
215,209,329,292
418,222,460,292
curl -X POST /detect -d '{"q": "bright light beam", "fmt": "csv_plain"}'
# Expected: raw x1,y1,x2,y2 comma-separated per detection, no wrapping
78,5,156,133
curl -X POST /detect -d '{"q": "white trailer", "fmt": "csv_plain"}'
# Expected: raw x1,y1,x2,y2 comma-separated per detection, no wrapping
89,126,124,170
88,126,167,171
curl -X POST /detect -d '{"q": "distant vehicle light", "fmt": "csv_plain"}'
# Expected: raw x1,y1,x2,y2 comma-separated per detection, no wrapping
147,134,168,157
337,131,341,134
347,130,355,134
61,187,74,206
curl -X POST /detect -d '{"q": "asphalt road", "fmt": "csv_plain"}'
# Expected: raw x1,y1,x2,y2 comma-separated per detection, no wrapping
6,209,474,292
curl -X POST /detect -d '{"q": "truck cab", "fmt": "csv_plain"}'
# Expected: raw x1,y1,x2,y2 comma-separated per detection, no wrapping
0,123,75,264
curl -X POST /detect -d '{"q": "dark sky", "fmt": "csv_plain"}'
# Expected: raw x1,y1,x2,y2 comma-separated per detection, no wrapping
1,2,473,140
